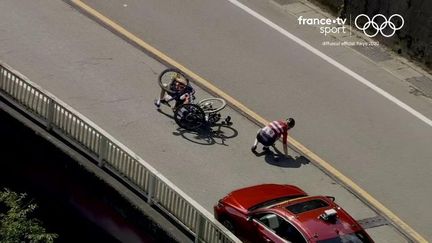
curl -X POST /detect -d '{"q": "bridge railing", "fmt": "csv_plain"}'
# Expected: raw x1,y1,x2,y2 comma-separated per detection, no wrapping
0,61,241,243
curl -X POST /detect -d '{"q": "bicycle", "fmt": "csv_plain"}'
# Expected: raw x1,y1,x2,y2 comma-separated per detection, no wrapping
158,68,232,131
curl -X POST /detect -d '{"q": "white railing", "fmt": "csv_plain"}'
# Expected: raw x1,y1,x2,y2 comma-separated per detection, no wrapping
0,61,241,243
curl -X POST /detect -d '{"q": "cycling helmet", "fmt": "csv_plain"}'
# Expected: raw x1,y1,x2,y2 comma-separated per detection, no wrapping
174,75,188,86
286,118,295,128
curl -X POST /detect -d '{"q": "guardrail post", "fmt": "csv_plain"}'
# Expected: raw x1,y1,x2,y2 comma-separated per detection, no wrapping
0,67,4,90
147,174,156,205
194,214,205,243
98,135,107,167
46,98,55,130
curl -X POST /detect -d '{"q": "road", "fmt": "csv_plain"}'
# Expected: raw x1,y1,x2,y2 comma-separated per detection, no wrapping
78,0,432,239
0,0,430,241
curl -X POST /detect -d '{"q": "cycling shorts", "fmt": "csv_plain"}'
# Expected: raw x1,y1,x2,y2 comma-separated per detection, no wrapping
257,129,277,146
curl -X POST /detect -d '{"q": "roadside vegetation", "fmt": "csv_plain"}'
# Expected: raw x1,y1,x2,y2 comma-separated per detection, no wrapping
0,188,58,243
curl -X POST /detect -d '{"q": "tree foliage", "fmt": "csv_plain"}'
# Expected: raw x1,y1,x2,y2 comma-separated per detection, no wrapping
0,188,58,243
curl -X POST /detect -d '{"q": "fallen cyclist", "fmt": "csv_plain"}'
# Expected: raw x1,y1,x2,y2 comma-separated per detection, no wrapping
156,69,232,131
154,73,195,111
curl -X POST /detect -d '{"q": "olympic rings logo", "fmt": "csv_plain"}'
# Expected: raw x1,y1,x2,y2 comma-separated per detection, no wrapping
354,14,404,38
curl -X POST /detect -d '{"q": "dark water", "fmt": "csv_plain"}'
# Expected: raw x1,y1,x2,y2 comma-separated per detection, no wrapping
0,110,160,243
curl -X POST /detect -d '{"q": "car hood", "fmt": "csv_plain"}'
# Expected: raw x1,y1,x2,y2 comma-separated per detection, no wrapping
222,184,307,213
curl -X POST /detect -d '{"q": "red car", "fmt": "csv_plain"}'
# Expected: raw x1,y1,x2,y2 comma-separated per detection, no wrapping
214,184,374,243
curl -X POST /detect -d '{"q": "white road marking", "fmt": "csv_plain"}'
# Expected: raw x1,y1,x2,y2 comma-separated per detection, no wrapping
228,0,432,128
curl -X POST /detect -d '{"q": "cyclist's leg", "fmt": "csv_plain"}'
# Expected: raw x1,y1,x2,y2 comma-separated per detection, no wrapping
155,86,166,108
155,84,173,108
251,129,262,152
259,132,276,152
156,95,175,111
262,140,276,152
159,86,167,100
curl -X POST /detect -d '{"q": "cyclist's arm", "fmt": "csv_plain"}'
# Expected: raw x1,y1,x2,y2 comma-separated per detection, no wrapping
283,130,288,155
282,129,288,145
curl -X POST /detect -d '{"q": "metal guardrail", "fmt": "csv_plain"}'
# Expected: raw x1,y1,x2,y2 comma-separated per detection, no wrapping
0,61,241,243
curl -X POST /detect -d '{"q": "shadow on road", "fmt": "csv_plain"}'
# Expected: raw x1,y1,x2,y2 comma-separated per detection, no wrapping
157,109,174,119
253,145,310,168
172,124,238,146
158,106,238,145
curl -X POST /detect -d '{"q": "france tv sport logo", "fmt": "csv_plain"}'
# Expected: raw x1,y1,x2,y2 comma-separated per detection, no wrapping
297,16,347,36
354,14,404,38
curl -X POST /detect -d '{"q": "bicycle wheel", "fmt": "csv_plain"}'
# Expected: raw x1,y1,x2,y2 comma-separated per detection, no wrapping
197,98,226,114
158,68,189,93
174,104,205,130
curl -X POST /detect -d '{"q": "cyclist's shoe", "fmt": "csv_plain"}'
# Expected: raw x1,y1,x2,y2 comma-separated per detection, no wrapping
155,99,172,110
154,99,161,110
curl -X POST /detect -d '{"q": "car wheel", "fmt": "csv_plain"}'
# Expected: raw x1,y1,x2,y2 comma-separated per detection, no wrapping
221,219,235,233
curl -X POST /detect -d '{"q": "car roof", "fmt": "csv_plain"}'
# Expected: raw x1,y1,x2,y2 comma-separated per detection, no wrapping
270,196,364,240
222,184,307,212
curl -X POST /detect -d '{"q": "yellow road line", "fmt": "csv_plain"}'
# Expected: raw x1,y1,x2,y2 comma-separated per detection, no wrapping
71,0,427,241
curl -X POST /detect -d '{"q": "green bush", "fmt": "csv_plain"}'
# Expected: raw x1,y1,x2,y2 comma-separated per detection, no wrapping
0,188,58,243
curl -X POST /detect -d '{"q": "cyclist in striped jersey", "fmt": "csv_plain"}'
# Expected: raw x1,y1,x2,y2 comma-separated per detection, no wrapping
251,118,295,155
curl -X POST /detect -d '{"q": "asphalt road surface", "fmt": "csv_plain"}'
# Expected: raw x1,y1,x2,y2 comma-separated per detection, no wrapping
75,0,432,240
1,0,431,241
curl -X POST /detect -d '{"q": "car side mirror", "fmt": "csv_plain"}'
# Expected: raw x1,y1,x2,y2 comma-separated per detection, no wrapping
326,196,335,201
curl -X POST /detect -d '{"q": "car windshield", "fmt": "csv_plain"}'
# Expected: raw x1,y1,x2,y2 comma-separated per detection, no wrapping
286,199,328,214
317,231,373,243
248,195,305,211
